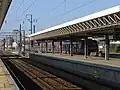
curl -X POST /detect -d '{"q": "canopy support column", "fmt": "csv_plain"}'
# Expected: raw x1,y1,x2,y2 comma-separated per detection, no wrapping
84,37,88,58
105,35,109,60
41,41,43,53
70,39,73,56
37,41,40,53
52,41,54,54
60,40,62,54
45,42,48,53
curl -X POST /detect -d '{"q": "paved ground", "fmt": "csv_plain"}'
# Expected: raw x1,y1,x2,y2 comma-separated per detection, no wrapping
0,59,19,90
39,53,120,68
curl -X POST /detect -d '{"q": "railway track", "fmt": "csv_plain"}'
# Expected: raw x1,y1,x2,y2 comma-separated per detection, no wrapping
9,59,82,90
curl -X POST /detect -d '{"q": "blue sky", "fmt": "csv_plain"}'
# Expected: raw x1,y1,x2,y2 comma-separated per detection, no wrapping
1,0,120,34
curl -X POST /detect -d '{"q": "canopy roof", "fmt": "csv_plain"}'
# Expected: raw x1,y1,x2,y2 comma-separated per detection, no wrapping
28,5,120,40
0,0,12,29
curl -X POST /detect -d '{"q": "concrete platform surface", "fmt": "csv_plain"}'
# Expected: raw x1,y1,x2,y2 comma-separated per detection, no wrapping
0,59,19,90
39,53,120,68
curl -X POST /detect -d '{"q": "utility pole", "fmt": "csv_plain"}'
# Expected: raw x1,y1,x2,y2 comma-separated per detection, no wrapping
3,38,5,50
23,30,25,55
19,24,22,54
26,14,33,34
16,32,17,43
33,25,35,33
30,14,33,34
29,37,31,52
26,14,37,52
6,35,8,49
26,14,37,34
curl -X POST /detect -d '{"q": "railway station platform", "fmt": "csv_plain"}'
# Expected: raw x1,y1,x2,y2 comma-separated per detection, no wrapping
0,59,19,90
36,53,120,67
29,53,120,89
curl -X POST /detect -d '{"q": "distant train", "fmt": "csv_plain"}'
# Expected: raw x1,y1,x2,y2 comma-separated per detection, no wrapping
30,39,98,56
62,39,98,55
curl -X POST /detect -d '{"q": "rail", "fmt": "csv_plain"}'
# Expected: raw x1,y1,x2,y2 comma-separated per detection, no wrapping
9,59,82,90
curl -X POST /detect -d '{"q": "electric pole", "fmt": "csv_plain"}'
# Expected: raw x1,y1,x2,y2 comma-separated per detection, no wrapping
26,14,33,34
23,30,25,55
3,38,5,50
33,25,35,33
26,14,37,34
30,14,33,34
19,24,22,54
26,14,37,52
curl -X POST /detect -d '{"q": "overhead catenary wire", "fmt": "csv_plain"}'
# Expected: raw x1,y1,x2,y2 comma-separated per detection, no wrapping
12,0,37,29
60,0,98,16
37,0,98,30
50,0,66,13
15,0,24,19
36,0,66,20
12,0,98,34
21,0,37,16
12,0,66,33
64,0,67,13
35,0,66,30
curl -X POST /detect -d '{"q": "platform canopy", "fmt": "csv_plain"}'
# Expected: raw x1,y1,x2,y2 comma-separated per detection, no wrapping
28,5,120,40
0,0,12,29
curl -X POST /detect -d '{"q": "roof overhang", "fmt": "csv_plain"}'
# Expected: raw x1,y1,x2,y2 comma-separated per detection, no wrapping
28,5,120,41
0,0,12,29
